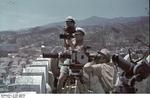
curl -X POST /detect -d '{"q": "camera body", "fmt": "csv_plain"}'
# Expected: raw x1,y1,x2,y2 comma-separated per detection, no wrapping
43,52,71,59
43,51,89,64
112,54,150,80
59,34,74,39
43,51,102,65
112,54,150,93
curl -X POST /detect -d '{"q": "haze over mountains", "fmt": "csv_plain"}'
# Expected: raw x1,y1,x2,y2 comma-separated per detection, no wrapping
0,16,149,54
0,16,149,32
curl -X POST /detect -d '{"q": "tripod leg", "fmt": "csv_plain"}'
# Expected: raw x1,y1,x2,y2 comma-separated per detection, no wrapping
52,78,58,93
74,78,78,93
67,78,71,93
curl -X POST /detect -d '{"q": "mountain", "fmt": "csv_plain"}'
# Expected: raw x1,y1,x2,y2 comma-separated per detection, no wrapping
41,16,149,28
0,16,149,52
0,16,149,33
78,16,111,26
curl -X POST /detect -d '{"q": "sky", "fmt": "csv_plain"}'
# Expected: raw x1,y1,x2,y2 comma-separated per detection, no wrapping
0,0,149,31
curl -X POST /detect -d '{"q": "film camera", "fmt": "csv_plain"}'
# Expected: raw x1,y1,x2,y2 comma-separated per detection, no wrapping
43,50,89,65
112,54,150,80
43,46,110,64
112,49,150,93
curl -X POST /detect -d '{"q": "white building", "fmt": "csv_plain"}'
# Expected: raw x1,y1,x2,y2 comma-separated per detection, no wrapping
8,75,45,93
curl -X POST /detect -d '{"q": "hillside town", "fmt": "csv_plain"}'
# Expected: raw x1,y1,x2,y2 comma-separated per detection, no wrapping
0,15,150,94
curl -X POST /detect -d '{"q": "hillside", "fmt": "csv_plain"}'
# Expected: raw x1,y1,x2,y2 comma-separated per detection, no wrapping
0,16,149,53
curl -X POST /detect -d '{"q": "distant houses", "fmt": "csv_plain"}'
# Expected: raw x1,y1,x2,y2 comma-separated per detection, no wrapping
0,44,18,57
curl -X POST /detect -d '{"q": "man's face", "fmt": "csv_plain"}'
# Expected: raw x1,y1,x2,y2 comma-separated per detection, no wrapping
96,56,106,63
65,21,75,27
95,54,109,64
65,21,76,33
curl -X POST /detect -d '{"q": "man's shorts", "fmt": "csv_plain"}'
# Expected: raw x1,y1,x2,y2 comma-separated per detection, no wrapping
60,59,71,74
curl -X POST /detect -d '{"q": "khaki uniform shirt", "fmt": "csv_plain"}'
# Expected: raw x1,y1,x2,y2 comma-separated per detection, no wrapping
84,62,115,92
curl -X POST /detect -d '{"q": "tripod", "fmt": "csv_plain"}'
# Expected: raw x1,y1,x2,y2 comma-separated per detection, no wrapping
62,64,86,93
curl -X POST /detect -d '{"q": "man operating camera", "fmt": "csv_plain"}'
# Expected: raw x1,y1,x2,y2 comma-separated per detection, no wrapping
83,49,115,93
59,16,85,51
57,16,86,93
